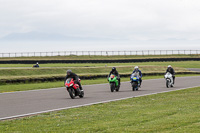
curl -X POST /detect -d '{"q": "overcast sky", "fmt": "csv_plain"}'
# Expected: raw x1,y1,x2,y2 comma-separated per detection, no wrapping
0,0,200,52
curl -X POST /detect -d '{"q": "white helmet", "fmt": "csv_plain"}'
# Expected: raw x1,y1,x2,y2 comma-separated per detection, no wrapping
134,66,139,69
168,65,172,68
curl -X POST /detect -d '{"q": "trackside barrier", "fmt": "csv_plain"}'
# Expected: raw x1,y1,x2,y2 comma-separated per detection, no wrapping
0,50,199,58
0,57,199,64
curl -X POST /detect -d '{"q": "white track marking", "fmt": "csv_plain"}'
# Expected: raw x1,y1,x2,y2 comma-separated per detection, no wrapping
0,85,199,121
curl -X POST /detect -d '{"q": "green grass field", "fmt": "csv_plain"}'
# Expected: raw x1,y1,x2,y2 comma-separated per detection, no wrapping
1,60,199,81
0,61,200,68
0,54,199,61
0,65,188,80
1,87,199,132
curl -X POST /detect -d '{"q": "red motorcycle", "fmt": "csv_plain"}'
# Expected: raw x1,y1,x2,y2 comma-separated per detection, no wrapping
65,78,84,99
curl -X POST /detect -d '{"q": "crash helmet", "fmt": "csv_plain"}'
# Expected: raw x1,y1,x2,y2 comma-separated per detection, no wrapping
66,69,72,75
112,67,116,71
168,65,172,68
134,66,139,69
134,66,139,72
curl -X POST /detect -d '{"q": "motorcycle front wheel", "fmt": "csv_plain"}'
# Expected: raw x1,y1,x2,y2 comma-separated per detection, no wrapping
68,88,76,99
132,82,137,91
110,83,115,92
166,80,169,88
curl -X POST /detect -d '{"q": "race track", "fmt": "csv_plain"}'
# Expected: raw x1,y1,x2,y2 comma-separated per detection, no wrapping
0,76,200,120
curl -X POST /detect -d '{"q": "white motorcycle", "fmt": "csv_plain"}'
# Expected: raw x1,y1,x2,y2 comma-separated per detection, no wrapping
164,72,174,88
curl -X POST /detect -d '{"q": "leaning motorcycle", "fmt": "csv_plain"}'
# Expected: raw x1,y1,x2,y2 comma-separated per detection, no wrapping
108,74,120,92
65,78,84,99
130,74,140,91
164,72,174,88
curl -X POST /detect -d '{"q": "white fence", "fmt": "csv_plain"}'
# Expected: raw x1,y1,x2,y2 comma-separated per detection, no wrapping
0,50,199,58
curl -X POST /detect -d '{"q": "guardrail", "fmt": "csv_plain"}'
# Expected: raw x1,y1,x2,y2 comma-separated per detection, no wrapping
0,50,199,58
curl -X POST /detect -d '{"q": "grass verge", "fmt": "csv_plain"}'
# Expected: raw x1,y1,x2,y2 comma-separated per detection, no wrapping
0,65,190,81
0,87,199,132
0,74,199,93
0,61,200,68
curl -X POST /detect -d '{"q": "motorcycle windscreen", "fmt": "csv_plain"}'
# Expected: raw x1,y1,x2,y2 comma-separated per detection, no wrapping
110,74,115,79
66,78,72,83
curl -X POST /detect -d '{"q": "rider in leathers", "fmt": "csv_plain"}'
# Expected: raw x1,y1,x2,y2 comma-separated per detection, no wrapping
132,66,142,86
64,70,83,91
166,65,175,84
108,67,121,86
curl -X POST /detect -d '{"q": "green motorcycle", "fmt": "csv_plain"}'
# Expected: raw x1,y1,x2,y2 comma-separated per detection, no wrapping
108,74,120,92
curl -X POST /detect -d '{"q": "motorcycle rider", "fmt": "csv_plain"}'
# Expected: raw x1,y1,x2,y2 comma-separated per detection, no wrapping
108,67,120,86
132,66,142,86
166,65,175,84
64,70,83,91
33,62,39,67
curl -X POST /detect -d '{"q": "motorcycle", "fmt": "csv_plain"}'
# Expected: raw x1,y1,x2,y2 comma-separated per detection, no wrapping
65,78,84,99
108,74,120,92
130,73,140,91
164,72,174,88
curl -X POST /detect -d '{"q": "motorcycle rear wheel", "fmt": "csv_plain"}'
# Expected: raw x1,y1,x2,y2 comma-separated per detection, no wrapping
79,90,84,98
116,86,119,92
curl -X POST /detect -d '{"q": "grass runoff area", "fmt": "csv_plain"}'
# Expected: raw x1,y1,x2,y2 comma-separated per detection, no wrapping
0,61,200,81
0,87,199,132
0,54,199,61
0,61,200,68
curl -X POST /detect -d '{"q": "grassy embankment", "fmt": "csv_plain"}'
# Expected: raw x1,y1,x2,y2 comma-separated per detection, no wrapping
1,61,200,81
0,65,189,80
0,87,199,132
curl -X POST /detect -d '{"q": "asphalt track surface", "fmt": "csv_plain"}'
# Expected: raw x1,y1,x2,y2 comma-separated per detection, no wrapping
0,76,200,120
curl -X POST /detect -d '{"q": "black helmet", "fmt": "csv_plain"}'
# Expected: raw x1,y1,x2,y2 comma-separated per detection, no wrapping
112,67,116,71
67,69,72,75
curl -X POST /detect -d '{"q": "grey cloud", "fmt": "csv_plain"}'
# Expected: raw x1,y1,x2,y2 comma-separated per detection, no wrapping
0,0,200,42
